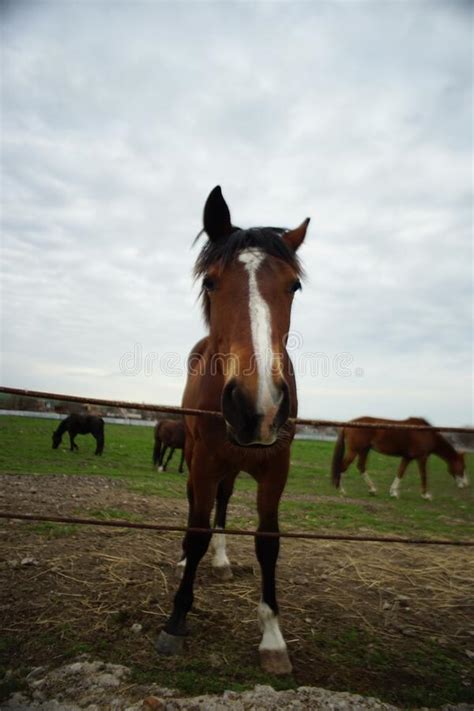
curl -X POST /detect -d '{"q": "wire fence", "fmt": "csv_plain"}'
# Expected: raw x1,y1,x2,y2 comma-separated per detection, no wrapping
1,386,473,433
0,512,472,547
1,385,472,549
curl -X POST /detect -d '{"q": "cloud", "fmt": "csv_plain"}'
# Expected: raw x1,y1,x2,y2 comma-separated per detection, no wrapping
1,0,472,424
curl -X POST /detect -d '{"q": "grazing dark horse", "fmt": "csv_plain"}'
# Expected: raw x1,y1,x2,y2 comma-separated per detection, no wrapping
153,419,185,473
155,186,310,674
332,416,469,500
52,414,105,456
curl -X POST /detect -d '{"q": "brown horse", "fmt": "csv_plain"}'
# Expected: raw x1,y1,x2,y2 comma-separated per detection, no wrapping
52,414,104,456
153,419,185,473
155,186,310,675
332,416,469,500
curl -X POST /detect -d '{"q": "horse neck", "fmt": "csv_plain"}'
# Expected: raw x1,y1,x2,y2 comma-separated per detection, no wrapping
55,418,68,436
433,433,457,463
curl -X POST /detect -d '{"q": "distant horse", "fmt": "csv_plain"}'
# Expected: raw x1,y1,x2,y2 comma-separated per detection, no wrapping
52,414,105,456
155,186,310,675
153,419,185,473
332,416,469,500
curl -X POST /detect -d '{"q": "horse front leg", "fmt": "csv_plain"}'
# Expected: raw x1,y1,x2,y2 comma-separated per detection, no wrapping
95,433,104,456
255,470,291,676
417,456,432,500
156,475,216,656
69,433,77,451
178,449,185,474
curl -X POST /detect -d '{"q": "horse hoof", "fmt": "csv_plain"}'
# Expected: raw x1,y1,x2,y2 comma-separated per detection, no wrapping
259,648,292,676
369,489,377,496
421,493,433,501
155,630,185,656
158,466,164,472
212,564,233,581
389,491,399,499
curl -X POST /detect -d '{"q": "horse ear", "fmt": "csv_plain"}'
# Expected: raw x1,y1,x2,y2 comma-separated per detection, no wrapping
203,186,233,242
283,218,310,252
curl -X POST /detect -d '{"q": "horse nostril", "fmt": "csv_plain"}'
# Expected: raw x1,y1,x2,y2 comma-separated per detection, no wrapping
221,380,240,428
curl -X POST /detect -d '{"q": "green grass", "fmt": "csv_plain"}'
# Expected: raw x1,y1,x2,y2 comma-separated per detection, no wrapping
0,414,473,706
0,415,472,540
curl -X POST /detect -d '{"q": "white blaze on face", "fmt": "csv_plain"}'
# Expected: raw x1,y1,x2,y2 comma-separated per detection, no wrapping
258,602,287,652
238,249,281,437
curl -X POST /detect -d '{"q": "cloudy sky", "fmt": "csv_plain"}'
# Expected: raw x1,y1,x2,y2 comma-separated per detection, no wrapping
1,0,472,424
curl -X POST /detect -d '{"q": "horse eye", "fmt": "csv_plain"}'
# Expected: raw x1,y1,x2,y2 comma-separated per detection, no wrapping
290,279,302,294
203,276,216,292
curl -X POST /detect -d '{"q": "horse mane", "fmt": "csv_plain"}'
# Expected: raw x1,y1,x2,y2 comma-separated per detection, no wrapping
55,417,70,436
408,416,459,457
408,416,431,426
194,227,303,325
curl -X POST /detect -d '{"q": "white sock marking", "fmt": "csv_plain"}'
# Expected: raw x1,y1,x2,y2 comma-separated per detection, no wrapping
176,557,186,568
211,531,230,569
456,474,469,488
390,477,401,498
258,602,287,652
362,472,377,493
421,491,433,500
238,250,280,437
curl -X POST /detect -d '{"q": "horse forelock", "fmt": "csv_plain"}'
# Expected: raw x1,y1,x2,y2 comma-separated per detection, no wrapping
194,227,303,325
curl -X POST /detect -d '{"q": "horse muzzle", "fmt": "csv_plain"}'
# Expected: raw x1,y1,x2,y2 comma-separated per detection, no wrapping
221,378,290,447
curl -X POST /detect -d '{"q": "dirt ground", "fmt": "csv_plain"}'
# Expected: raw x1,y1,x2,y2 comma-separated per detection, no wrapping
1,474,473,708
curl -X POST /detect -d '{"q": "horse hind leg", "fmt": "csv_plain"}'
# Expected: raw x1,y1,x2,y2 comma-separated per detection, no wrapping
158,446,168,472
176,481,193,579
390,458,409,498
338,450,357,496
358,450,377,495
153,439,162,469
210,476,235,580
163,447,175,472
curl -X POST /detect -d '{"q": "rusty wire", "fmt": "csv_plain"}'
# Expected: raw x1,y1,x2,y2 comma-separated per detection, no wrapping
0,512,473,547
1,386,472,548
1,386,473,433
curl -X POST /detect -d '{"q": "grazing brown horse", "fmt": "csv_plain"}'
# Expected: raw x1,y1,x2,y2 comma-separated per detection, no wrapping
155,186,310,675
153,419,185,473
332,416,469,500
52,414,104,455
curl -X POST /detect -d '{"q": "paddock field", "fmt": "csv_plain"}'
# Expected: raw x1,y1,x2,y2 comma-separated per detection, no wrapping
0,415,473,707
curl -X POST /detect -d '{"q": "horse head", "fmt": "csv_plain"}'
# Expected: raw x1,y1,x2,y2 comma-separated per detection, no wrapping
52,430,62,449
450,451,470,488
195,186,310,447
